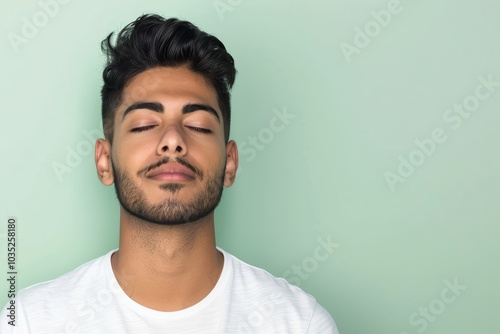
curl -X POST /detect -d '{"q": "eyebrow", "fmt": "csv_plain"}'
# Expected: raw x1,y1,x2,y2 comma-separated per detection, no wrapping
121,101,220,123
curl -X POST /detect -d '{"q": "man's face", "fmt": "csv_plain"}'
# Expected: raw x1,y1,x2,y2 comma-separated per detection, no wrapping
105,66,232,225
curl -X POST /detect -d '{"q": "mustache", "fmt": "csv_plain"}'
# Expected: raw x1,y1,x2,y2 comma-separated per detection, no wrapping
137,156,204,180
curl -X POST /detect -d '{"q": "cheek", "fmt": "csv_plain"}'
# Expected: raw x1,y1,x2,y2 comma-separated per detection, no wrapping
212,147,228,175
112,142,149,175
190,142,225,172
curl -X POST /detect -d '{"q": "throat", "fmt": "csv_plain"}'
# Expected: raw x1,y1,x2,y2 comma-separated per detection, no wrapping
110,242,224,312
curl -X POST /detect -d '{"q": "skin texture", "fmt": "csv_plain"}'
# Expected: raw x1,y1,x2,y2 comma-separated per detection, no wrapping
94,66,238,311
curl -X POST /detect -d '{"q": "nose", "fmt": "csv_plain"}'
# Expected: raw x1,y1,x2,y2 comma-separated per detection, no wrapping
156,125,187,156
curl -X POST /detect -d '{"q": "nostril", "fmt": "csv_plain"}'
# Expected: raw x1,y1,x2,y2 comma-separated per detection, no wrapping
175,146,182,152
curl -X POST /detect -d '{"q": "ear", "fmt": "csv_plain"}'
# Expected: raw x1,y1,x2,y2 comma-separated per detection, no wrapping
95,139,114,186
223,140,238,187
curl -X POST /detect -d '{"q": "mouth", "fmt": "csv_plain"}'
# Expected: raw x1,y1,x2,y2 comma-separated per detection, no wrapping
146,162,196,182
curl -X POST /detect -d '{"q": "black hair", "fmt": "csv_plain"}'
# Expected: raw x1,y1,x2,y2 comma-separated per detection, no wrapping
101,14,236,143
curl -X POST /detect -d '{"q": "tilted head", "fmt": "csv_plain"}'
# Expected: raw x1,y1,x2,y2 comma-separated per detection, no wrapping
96,14,239,226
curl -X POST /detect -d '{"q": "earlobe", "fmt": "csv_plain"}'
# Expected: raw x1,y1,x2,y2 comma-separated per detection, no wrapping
95,139,114,186
224,140,238,187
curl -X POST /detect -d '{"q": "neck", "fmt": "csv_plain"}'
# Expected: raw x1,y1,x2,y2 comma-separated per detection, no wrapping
111,207,223,311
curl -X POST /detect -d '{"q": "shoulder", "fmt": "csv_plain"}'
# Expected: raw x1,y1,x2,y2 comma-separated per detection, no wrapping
1,251,115,332
18,250,114,313
224,249,315,304
221,249,339,333
227,250,311,301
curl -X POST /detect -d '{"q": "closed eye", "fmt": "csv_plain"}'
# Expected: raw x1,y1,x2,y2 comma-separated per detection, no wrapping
130,125,156,133
186,126,212,134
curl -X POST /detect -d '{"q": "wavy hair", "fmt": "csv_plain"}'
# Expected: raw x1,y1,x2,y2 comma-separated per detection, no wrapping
100,14,236,143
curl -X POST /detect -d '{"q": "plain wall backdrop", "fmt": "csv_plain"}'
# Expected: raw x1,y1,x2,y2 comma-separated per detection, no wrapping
1,0,499,333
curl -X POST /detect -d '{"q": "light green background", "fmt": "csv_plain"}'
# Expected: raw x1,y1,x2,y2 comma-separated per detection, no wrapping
1,0,499,333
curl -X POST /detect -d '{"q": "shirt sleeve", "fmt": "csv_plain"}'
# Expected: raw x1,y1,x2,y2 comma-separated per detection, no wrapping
307,301,339,334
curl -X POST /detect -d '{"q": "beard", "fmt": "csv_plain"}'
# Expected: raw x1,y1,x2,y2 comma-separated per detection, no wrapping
111,157,225,226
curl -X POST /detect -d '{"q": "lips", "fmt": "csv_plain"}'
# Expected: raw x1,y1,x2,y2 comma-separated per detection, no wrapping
146,162,196,182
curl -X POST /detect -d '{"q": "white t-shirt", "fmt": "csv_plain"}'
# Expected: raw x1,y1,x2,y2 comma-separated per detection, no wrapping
1,248,339,333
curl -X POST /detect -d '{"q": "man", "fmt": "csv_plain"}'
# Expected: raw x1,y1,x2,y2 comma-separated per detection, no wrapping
1,14,339,333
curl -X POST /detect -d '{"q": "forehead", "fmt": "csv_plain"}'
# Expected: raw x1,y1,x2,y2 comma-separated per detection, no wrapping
120,66,220,115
